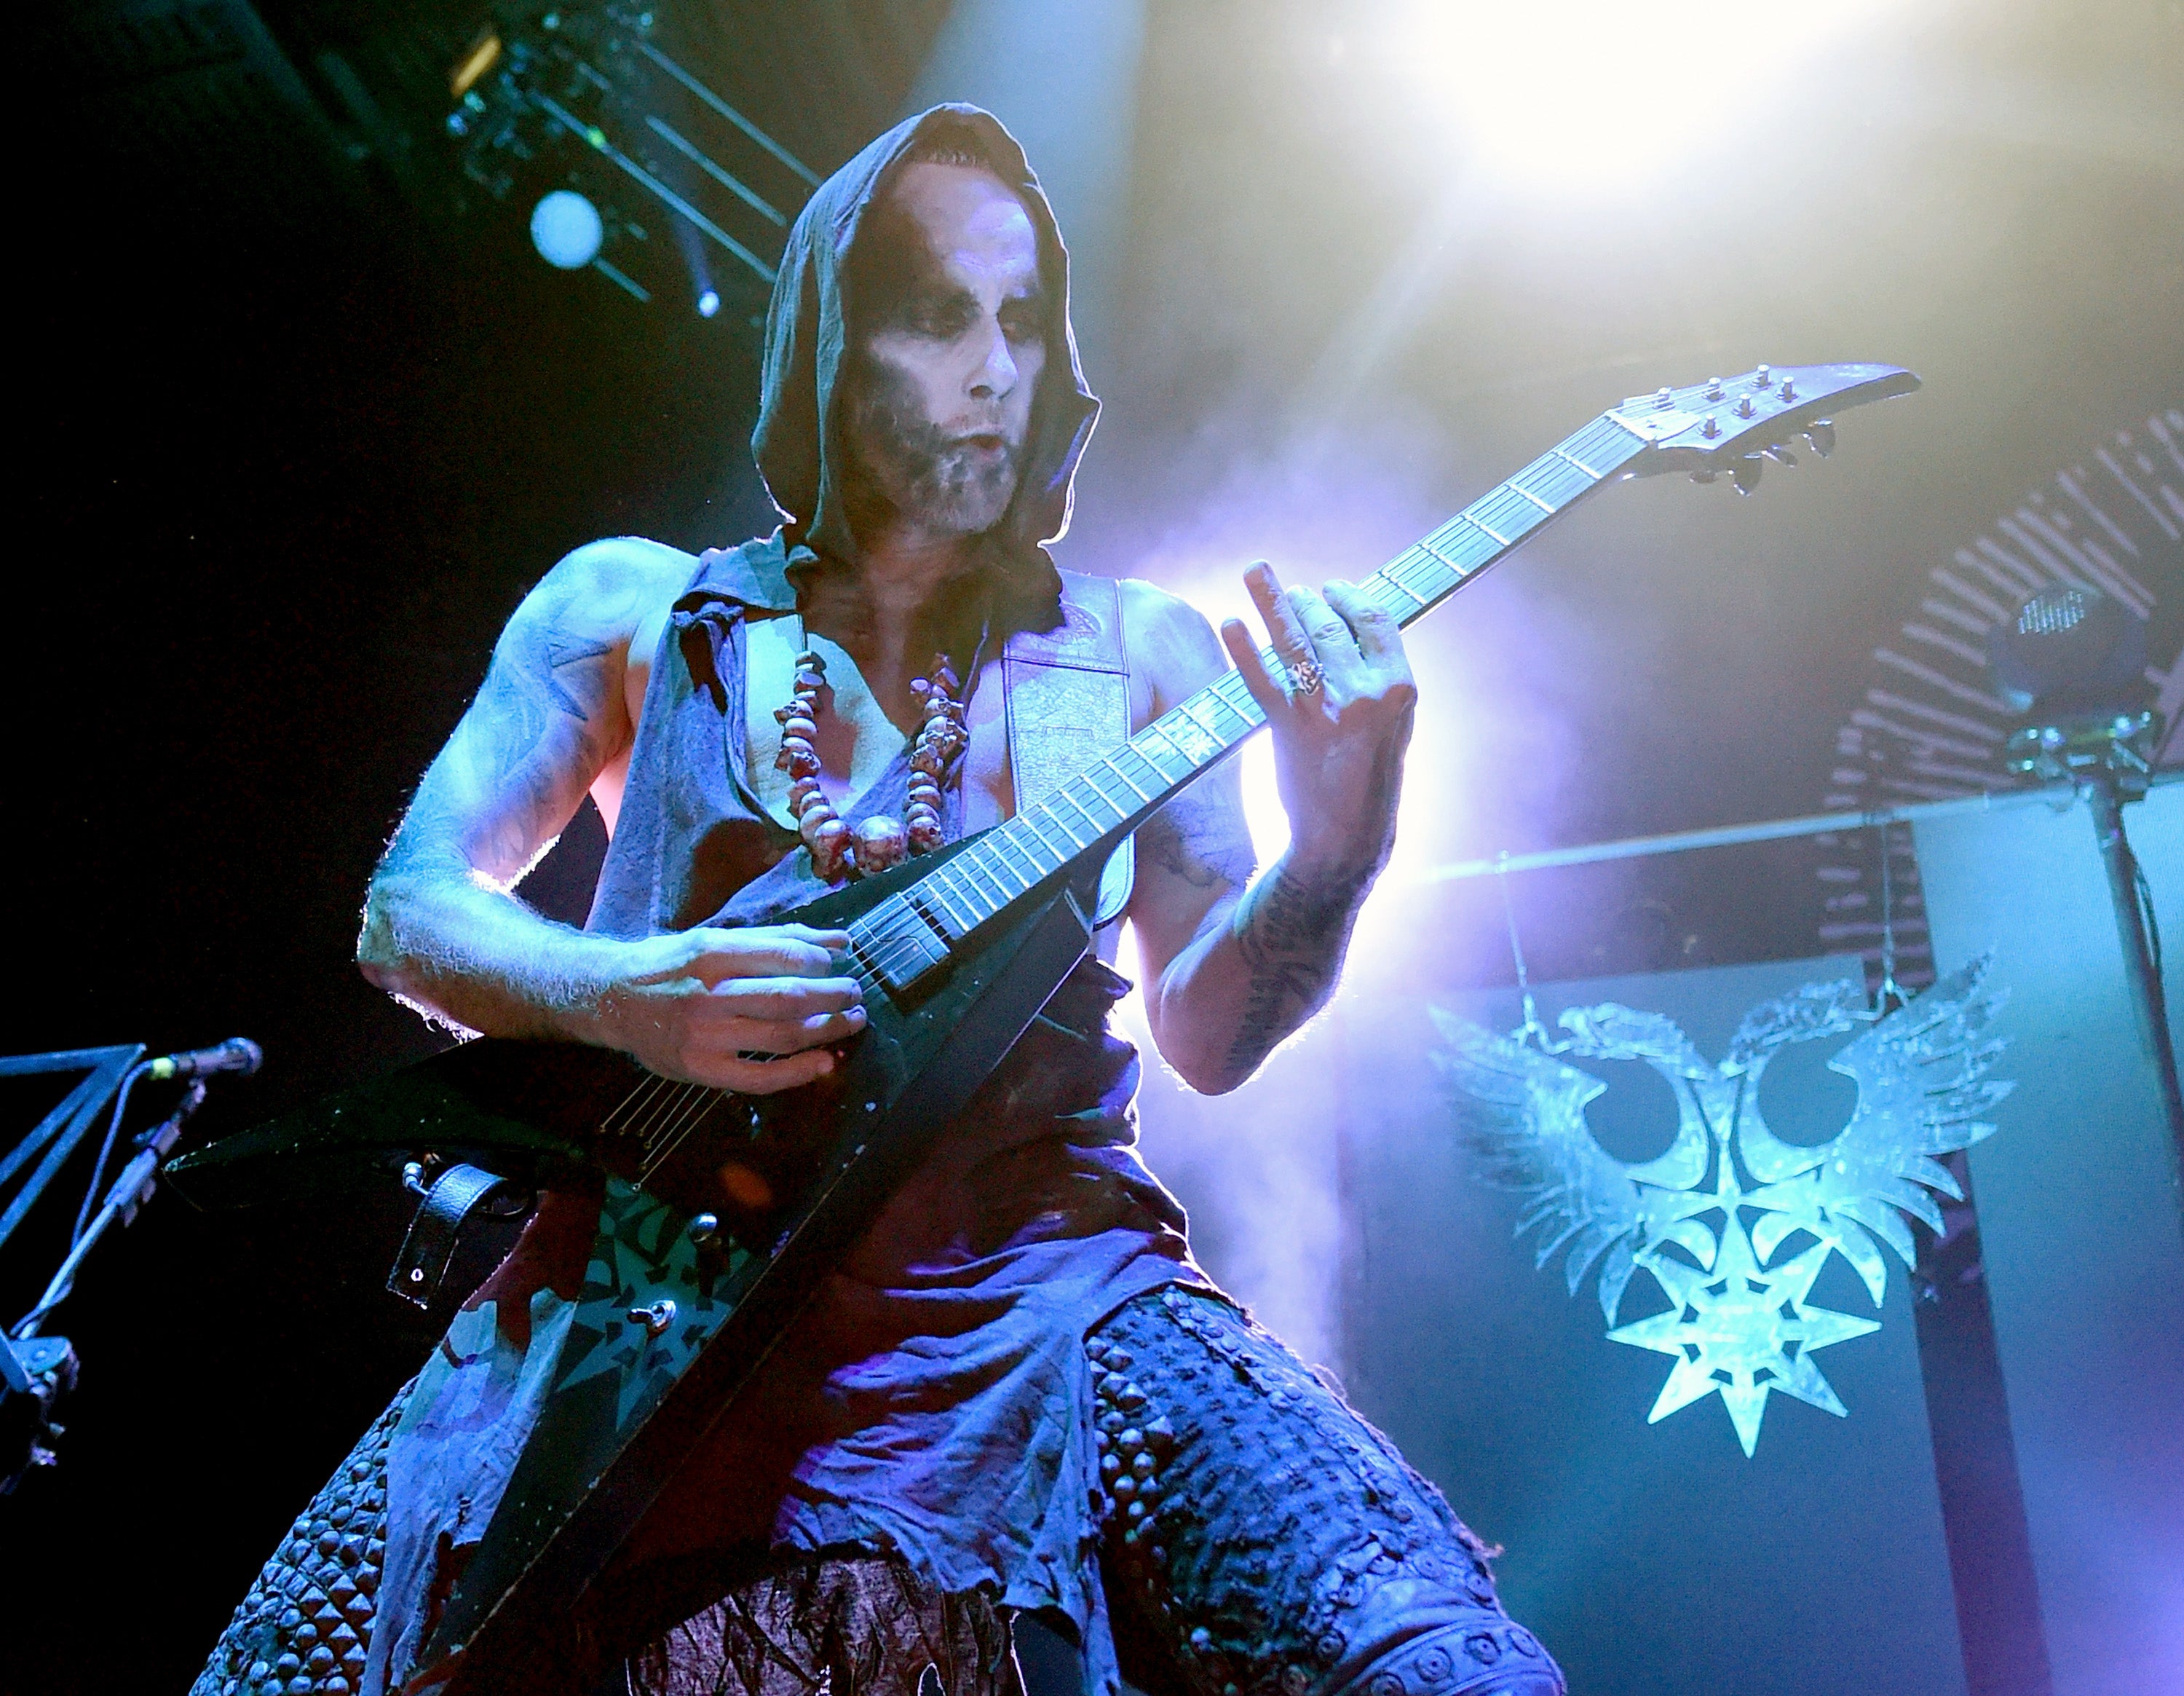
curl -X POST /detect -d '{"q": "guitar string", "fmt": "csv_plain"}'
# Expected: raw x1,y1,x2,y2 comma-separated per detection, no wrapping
637,1084,720,1181
600,1069,668,1136
638,1076,720,1154
625,1070,700,1149
649,1079,720,1154
625,428,1650,1172
607,1070,683,1139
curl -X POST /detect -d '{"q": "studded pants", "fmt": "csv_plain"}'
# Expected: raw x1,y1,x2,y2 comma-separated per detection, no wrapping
1086,1287,1562,1696
627,1287,1562,1696
192,1386,401,1695
194,1291,1564,1696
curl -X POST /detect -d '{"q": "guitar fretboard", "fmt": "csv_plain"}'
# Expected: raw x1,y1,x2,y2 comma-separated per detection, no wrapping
844,409,1647,995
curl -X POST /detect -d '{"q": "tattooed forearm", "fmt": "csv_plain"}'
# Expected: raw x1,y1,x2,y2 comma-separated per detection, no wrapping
357,536,693,1036
1181,735,1404,1089
1216,857,1376,1080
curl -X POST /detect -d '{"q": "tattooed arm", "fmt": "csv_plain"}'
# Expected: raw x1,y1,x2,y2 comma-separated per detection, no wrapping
1121,567,1415,1094
357,537,866,1092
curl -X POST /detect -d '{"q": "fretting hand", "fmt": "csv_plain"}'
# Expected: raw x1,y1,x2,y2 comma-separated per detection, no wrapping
1219,561,1417,879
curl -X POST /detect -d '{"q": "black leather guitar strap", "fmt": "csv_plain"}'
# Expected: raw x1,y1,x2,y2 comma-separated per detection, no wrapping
387,1162,521,1309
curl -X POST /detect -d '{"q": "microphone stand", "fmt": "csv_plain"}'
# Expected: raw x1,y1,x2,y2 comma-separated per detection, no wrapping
12,1080,207,1341
2,1043,251,1491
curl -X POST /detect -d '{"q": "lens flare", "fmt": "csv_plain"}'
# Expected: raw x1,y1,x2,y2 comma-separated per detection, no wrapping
1386,0,1893,190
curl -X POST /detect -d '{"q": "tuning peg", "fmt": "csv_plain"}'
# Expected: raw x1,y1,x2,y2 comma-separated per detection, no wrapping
1731,459,1764,495
1804,419,1836,457
1762,443,1799,466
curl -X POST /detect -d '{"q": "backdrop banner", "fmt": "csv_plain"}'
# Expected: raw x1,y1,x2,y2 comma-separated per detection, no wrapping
1338,953,1969,1696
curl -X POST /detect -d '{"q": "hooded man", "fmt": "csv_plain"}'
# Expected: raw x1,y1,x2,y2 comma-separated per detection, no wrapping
195,108,1564,1696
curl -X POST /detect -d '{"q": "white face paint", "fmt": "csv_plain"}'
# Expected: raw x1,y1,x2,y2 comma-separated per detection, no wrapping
842,161,1050,540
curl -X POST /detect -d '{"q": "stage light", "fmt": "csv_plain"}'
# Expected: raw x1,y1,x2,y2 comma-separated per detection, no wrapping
449,28,502,100
530,190,604,270
1988,583,2148,718
697,288,721,318
1387,0,1891,191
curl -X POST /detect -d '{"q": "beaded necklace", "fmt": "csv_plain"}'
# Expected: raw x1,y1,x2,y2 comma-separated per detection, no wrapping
773,632,969,883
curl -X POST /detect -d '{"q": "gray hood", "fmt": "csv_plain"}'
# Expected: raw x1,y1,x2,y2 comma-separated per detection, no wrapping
751,103,1101,588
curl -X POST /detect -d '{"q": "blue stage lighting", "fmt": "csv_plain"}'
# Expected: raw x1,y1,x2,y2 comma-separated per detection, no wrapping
530,190,604,269
697,288,721,318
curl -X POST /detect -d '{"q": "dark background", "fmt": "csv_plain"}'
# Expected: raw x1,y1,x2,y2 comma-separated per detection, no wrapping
6,2,2180,1690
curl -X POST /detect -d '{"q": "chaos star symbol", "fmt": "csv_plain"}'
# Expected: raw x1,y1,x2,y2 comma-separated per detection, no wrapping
1431,955,2011,1456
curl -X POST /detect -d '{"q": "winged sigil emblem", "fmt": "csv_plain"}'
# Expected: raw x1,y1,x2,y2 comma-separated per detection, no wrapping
1430,955,2011,1455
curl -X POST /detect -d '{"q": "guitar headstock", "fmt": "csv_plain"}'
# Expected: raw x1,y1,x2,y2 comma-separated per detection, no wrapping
1608,363,1920,493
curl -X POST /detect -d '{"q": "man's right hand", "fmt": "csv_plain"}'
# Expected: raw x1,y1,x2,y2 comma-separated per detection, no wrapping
587,924,866,1093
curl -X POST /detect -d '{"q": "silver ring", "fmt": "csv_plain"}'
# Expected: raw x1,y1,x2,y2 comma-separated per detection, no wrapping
1287,657,1324,696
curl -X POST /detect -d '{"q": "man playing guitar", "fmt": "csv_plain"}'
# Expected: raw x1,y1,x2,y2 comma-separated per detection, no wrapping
198,105,1564,1696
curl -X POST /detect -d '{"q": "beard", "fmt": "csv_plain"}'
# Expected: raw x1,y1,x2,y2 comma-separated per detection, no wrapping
842,352,1024,538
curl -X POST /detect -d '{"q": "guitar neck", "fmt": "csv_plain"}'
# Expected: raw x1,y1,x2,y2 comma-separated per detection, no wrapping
845,411,1647,993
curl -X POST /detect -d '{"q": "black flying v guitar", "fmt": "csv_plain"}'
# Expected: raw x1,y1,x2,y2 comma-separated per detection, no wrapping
169,360,1918,1689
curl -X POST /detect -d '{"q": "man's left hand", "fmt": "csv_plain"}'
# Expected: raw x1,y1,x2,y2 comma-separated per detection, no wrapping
1220,561,1417,879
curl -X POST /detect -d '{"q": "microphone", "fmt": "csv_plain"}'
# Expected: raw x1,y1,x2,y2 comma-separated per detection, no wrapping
146,1038,264,1082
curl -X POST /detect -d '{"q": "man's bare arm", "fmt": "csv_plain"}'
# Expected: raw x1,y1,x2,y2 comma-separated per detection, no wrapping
1122,569,1414,1095
357,537,865,1091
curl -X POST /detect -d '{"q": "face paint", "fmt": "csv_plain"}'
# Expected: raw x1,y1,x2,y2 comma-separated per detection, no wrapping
844,347,1024,537
839,161,1049,545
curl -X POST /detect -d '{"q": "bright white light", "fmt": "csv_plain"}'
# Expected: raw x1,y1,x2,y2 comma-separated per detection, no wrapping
696,288,721,318
530,190,604,269
1388,0,1890,189
1235,735,1290,868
